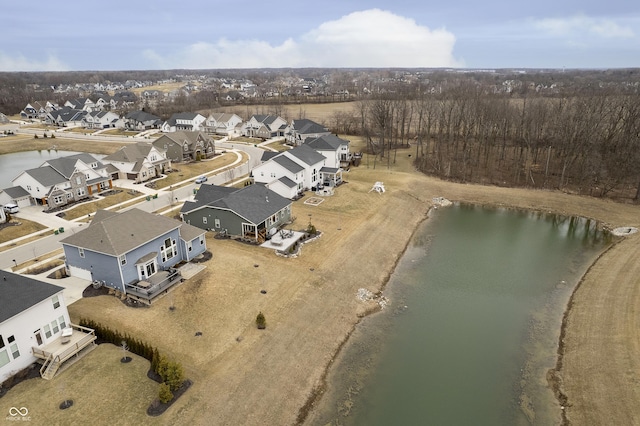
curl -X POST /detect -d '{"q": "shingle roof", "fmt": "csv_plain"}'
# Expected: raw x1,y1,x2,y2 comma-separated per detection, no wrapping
181,185,237,214
304,134,349,151
183,184,291,224
21,165,68,187
286,144,326,166
260,151,279,162
103,143,153,163
0,272,64,323
273,155,304,173
291,118,328,134
1,186,30,199
277,176,297,188
45,153,103,179
60,208,183,256
125,110,161,122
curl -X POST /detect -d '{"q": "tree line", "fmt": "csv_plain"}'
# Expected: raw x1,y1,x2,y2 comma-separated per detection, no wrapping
349,86,640,201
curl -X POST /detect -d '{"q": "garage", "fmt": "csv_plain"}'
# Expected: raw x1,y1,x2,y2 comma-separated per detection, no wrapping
68,265,92,281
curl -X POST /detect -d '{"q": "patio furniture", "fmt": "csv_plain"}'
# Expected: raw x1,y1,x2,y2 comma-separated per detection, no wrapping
61,327,73,344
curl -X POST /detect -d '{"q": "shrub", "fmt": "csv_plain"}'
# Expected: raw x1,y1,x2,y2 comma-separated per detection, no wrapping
256,312,266,329
306,222,317,235
34,134,38,139
158,383,173,404
51,133,55,138
164,361,184,391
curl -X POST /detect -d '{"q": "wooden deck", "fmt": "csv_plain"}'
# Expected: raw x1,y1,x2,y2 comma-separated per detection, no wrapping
125,268,183,305
32,323,97,380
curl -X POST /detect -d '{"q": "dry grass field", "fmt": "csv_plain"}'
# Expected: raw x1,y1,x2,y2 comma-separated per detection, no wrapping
1,113,639,425
0,135,127,155
0,218,48,245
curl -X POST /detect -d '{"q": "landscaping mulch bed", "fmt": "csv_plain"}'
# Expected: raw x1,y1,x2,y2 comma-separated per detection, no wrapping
147,379,193,417
0,364,40,398
82,285,110,298
191,251,212,263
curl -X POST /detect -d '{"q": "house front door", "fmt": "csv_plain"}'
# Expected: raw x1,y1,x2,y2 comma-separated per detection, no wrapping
146,261,156,277
34,329,43,346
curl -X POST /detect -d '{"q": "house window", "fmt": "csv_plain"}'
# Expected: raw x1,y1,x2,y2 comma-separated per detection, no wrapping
214,218,220,228
187,242,192,252
0,335,4,349
76,176,82,185
260,171,264,177
54,195,64,204
0,350,9,368
10,343,19,360
59,316,66,330
67,193,73,199
51,320,59,334
202,217,208,225
85,173,90,180
27,185,32,191
271,172,276,178
160,238,177,262
119,254,127,265
199,235,204,245
78,248,85,258
52,295,60,309
77,188,86,196
44,324,52,339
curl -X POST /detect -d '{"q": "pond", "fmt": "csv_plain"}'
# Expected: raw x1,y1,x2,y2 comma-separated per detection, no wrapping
307,203,611,426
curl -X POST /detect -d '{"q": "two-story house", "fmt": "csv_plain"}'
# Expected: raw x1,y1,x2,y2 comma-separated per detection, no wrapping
161,112,206,133
11,154,112,210
204,112,243,136
242,115,287,140
284,118,331,145
123,110,163,131
152,131,216,163
102,142,170,183
61,208,207,304
252,144,326,199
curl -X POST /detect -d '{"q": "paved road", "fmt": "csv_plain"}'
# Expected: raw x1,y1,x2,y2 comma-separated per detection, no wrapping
0,140,273,271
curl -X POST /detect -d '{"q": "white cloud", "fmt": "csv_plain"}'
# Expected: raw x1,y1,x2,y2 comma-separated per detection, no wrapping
143,9,462,69
535,15,635,38
0,52,69,72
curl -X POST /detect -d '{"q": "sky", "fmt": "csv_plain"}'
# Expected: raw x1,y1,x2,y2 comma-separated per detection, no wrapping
0,1,638,72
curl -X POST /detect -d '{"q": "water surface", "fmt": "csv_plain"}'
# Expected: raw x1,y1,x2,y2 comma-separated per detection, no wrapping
309,204,609,426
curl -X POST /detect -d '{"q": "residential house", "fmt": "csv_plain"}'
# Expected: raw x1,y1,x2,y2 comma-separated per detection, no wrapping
0,271,96,382
242,114,287,140
123,110,163,131
61,208,207,304
284,118,331,145
204,112,243,136
303,134,352,186
82,111,122,129
181,184,292,243
161,112,206,133
0,186,32,209
252,144,326,199
20,101,59,120
64,98,97,112
11,153,112,210
102,142,170,183
152,131,215,163
44,107,87,127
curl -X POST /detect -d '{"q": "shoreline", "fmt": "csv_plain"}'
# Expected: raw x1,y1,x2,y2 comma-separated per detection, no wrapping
296,205,435,424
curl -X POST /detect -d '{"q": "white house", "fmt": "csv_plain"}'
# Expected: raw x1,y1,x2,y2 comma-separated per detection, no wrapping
204,112,243,135
161,112,206,133
252,144,326,199
303,134,351,169
0,272,96,382
242,115,287,139
82,111,122,129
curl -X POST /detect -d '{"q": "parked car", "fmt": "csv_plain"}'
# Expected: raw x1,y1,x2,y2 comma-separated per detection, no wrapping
3,203,19,214
194,176,208,184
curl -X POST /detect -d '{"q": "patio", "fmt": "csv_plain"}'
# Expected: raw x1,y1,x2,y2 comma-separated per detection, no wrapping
125,268,183,305
32,323,97,380
260,229,305,252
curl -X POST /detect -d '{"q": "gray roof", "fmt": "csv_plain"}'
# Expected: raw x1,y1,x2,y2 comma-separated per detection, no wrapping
103,142,154,163
181,185,237,214
125,110,161,123
260,151,279,162
304,134,349,151
184,184,291,225
277,176,297,188
0,272,64,323
21,165,67,187
60,208,183,256
286,144,326,166
45,153,104,179
273,155,304,174
1,186,30,199
291,119,328,134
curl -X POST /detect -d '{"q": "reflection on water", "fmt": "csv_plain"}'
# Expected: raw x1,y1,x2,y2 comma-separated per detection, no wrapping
307,204,610,426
